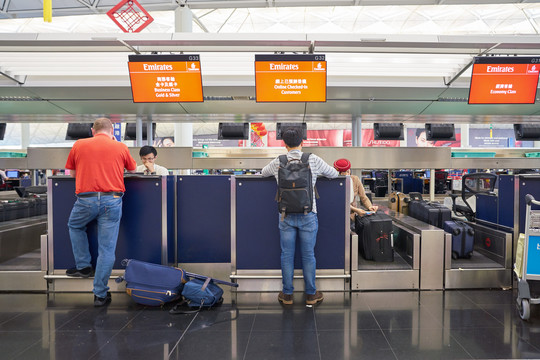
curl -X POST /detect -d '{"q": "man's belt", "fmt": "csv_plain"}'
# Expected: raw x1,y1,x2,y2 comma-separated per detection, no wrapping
77,192,124,198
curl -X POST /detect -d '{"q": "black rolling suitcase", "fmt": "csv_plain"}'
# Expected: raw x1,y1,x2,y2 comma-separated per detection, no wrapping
444,220,474,259
409,200,451,229
428,202,451,228
355,213,394,262
3,201,30,221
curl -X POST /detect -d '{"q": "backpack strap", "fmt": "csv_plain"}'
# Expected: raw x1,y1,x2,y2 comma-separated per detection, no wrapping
279,154,288,167
301,152,311,164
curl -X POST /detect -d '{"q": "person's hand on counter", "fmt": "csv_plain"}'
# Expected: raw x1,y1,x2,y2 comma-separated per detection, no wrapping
368,205,378,212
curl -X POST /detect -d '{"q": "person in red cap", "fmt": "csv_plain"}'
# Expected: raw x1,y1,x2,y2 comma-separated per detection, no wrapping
333,158,378,220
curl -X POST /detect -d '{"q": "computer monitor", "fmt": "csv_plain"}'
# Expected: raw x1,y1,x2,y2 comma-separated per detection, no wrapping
6,170,19,178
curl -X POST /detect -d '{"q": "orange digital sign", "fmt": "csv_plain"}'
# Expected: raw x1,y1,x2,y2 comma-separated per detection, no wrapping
468,57,540,104
255,54,327,102
128,54,203,103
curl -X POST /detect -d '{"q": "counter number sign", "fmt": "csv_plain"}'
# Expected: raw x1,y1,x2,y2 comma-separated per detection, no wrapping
255,54,327,102
128,55,203,103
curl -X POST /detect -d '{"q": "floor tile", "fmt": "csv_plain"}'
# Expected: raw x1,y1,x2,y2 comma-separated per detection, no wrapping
444,308,504,329
244,330,319,360
459,289,516,306
316,308,380,331
383,328,473,360
0,331,43,360
57,306,142,332
0,289,538,360
319,329,396,360
187,306,255,332
14,330,118,360
251,308,316,332
95,330,189,360
170,330,251,360
451,327,540,359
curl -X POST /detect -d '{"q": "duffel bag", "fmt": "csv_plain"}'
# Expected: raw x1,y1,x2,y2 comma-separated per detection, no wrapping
116,259,187,306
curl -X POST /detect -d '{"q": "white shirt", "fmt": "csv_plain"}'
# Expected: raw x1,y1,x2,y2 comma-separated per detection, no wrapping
136,163,169,175
261,149,338,213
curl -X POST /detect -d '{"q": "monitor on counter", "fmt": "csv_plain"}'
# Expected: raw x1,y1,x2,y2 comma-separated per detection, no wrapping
255,54,327,102
468,56,540,104
124,123,156,141
218,123,249,140
65,123,93,140
6,170,19,178
276,122,307,140
128,54,204,103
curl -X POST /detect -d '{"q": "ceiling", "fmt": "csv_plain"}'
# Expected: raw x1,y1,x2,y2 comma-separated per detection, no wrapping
0,1,540,123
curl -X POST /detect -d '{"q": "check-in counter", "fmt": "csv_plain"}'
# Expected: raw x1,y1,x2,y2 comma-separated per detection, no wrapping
352,209,445,291
231,176,350,291
176,175,231,277
47,175,175,282
444,221,512,289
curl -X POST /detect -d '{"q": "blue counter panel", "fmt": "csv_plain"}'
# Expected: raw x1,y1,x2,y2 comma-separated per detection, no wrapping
235,177,347,270
51,176,171,269
498,175,515,228
177,176,231,263
476,194,498,224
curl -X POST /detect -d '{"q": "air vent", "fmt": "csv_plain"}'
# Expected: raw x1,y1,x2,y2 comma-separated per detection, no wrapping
203,96,255,101
0,96,42,101
437,97,468,102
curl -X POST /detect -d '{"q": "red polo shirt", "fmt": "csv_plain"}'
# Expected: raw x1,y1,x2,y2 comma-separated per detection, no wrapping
65,133,137,194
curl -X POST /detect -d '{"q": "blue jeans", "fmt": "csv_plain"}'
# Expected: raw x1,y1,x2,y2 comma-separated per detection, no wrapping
68,193,123,298
278,212,318,295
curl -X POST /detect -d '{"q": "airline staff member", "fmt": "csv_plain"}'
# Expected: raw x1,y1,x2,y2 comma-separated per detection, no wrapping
136,145,169,175
334,158,378,219
65,118,137,307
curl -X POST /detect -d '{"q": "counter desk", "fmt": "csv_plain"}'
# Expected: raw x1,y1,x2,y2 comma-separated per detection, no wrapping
47,175,175,275
231,176,350,291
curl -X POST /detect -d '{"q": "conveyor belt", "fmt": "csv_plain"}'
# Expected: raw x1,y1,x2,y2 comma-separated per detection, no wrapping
0,249,40,271
358,251,411,271
451,250,503,269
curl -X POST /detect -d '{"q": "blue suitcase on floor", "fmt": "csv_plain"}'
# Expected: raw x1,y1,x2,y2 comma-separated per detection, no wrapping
444,220,474,259
117,259,187,306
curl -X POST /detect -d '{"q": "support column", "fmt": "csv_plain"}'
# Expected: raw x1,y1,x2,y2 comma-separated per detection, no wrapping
136,116,143,147
352,115,361,147
146,115,153,146
175,6,193,32
460,124,469,148
21,123,30,149
175,4,194,172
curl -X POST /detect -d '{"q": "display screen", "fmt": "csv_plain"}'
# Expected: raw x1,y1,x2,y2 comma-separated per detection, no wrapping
255,54,326,102
128,54,203,103
468,57,540,104
6,170,18,178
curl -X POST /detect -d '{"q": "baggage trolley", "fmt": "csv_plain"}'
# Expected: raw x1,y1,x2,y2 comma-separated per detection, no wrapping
515,194,540,320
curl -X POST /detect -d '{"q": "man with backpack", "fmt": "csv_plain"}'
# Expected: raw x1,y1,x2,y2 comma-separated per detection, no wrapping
262,128,338,305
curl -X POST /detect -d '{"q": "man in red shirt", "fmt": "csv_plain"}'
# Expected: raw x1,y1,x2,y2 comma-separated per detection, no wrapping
65,118,137,307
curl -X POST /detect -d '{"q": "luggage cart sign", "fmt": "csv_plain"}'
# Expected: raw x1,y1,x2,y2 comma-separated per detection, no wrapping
527,235,540,276
128,54,203,103
255,54,327,102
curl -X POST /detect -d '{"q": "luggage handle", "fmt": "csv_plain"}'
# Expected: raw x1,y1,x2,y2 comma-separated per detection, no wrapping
185,271,239,288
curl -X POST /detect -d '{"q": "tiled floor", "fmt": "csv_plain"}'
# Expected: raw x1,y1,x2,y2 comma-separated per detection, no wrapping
1,289,540,360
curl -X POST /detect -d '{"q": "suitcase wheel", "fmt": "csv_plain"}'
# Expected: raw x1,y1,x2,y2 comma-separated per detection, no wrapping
452,251,458,260
466,252,473,259
390,198,396,203
453,228,461,236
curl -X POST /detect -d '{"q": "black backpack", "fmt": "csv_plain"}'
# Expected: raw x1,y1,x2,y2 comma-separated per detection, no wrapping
277,153,313,218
